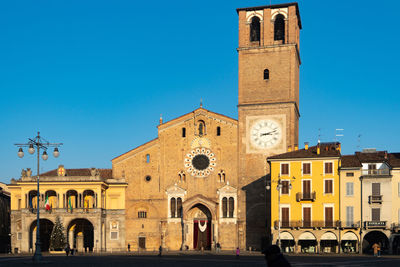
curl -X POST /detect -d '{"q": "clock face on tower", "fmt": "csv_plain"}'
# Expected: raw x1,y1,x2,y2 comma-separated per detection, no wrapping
250,119,282,149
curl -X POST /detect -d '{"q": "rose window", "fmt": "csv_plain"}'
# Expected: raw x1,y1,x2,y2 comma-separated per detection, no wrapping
184,148,216,178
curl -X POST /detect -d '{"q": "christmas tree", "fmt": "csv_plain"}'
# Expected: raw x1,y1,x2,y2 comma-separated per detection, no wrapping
50,216,66,251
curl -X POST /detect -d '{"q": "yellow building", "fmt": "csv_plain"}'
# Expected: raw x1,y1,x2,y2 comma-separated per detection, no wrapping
268,142,341,253
8,165,127,253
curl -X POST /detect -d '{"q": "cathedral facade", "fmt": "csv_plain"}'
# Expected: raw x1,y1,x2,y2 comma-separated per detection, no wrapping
113,2,301,251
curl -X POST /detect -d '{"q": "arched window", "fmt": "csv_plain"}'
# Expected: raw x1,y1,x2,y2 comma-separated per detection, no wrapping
264,69,269,80
146,154,150,163
182,127,186,138
170,197,176,218
217,126,221,136
222,197,228,218
177,197,182,218
198,120,205,136
274,14,285,42
228,197,234,218
250,16,261,42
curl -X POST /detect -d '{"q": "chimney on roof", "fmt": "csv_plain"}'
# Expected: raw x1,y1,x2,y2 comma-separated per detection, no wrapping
294,144,298,151
159,114,163,125
317,143,321,155
288,146,292,152
304,142,309,150
385,151,388,160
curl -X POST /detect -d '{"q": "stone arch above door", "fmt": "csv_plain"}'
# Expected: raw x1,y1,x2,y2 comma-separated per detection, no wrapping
182,194,217,220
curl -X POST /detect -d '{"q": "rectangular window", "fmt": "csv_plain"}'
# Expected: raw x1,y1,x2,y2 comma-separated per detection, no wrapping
303,163,311,175
182,128,186,138
303,207,311,227
346,182,354,196
372,208,380,221
346,172,354,177
346,206,354,227
324,180,333,194
368,164,377,175
302,180,311,198
281,181,289,194
281,207,289,227
325,207,333,227
18,199,21,210
325,162,333,174
372,183,381,196
17,232,22,240
110,231,118,240
281,163,289,175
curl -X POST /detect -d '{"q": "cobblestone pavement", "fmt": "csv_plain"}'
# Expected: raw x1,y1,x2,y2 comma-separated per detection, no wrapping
0,253,400,266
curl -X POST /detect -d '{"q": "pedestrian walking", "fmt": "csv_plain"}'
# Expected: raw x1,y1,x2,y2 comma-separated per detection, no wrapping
65,243,70,256
236,247,240,259
128,243,131,252
263,245,291,267
372,243,379,257
216,242,221,253
158,245,162,257
377,243,381,257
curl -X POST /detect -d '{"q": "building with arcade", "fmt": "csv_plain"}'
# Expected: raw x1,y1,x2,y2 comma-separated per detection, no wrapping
8,165,126,253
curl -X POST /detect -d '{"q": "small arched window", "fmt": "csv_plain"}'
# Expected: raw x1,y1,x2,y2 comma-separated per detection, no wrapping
228,197,234,218
250,16,261,42
198,120,205,136
182,127,186,138
274,14,285,42
217,126,221,136
170,197,176,218
222,197,228,218
264,69,269,80
146,154,150,163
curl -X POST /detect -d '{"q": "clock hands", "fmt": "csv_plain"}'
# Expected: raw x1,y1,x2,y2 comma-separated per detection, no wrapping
260,129,277,136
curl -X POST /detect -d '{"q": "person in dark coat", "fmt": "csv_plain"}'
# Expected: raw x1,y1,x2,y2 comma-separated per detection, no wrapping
263,245,291,267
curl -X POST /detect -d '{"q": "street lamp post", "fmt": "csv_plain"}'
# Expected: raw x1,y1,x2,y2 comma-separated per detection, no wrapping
15,132,62,262
267,178,292,251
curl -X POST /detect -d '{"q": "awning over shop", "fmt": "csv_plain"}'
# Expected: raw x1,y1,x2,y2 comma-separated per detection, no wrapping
342,232,358,241
298,232,316,240
280,231,294,240
321,232,337,240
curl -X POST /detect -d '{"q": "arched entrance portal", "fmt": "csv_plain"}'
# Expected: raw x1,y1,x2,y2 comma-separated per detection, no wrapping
30,219,54,251
67,219,94,252
188,204,212,250
363,231,389,254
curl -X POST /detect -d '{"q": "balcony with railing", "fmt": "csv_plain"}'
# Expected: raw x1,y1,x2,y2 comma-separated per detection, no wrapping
362,169,391,177
364,221,387,229
274,220,340,229
368,195,383,204
296,191,316,202
26,207,103,215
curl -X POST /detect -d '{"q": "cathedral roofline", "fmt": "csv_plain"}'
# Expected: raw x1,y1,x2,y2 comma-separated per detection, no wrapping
158,107,237,131
112,138,158,162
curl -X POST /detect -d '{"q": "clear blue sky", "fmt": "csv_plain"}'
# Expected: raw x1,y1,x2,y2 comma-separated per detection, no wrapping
1,0,399,183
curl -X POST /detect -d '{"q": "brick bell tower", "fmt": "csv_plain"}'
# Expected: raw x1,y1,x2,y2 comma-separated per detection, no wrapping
236,3,301,250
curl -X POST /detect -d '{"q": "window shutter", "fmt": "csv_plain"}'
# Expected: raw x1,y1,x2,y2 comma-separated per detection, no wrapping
372,183,381,196
372,208,380,221
346,206,354,226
